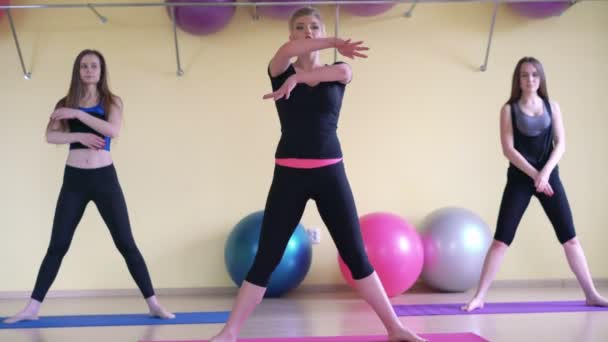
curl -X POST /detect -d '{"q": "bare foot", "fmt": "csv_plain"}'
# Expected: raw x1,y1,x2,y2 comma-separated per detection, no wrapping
461,297,485,312
388,327,428,342
3,310,39,324
209,331,237,342
586,295,608,307
149,305,175,319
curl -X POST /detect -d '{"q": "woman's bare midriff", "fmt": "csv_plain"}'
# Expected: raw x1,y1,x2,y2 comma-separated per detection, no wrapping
65,149,113,169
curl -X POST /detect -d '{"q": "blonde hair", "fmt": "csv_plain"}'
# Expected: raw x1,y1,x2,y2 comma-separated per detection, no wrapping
288,7,323,30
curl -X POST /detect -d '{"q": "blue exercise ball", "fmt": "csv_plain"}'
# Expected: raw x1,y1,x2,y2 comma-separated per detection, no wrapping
224,210,312,297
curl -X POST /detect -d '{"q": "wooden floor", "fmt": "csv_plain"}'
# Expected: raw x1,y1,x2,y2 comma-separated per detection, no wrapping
1,286,607,342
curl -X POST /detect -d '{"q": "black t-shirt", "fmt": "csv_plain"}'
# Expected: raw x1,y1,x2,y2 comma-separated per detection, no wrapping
268,62,347,158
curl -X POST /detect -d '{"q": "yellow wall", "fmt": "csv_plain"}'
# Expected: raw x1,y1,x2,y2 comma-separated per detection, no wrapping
1,0,607,293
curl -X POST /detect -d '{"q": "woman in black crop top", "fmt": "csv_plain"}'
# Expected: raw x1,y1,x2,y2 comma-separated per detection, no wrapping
209,7,426,342
462,57,608,312
3,50,174,324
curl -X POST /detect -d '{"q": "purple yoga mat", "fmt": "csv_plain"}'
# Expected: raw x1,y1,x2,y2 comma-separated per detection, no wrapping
394,300,608,316
140,332,489,342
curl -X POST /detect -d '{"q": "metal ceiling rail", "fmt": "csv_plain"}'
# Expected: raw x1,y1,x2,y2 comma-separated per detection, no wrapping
1,0,581,78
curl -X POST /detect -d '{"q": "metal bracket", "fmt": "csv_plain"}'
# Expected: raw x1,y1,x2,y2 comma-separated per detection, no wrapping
6,8,32,79
480,1,498,72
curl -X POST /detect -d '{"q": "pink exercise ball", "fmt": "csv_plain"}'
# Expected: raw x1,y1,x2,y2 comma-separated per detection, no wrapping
338,212,424,297
0,0,10,21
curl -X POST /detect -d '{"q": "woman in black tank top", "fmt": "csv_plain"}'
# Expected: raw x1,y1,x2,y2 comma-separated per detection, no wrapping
462,57,608,312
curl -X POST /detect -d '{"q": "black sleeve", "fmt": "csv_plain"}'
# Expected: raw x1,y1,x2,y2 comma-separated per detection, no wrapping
268,64,295,91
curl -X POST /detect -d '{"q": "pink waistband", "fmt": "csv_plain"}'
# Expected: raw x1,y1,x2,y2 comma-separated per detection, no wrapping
275,158,343,169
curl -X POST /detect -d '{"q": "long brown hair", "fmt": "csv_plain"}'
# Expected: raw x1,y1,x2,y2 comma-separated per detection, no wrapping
507,56,549,105
57,49,117,110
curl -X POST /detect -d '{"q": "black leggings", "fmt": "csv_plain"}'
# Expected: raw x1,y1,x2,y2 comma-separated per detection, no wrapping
246,162,374,287
494,167,576,246
31,164,155,301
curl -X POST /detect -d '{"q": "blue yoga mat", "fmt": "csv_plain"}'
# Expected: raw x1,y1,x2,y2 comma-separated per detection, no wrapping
3,300,606,329
0,311,230,329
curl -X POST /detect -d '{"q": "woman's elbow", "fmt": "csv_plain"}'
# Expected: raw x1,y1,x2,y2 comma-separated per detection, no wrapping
340,68,352,83
45,131,55,144
501,146,511,159
276,43,292,58
108,128,120,139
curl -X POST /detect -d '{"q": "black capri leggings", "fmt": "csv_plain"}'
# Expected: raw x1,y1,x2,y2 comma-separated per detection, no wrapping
494,167,576,246
246,162,374,287
31,164,155,301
